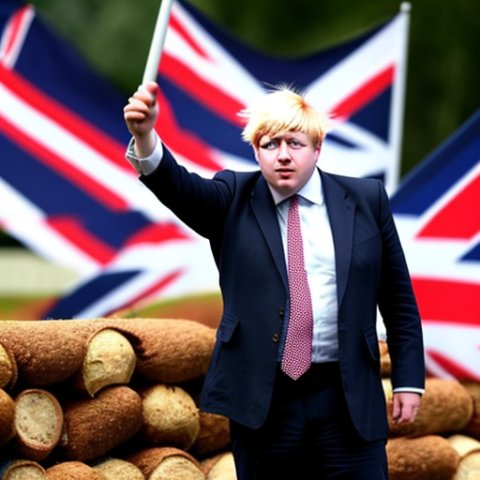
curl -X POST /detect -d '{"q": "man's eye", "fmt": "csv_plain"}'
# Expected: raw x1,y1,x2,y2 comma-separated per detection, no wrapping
261,140,278,150
287,139,303,148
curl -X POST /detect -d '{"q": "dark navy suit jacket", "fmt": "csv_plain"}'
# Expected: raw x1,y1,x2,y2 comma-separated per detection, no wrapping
141,146,425,441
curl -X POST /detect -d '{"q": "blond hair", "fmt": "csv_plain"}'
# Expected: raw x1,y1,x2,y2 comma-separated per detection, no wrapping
239,86,329,147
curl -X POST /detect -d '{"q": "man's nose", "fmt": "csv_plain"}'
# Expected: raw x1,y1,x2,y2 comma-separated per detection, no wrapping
278,140,291,159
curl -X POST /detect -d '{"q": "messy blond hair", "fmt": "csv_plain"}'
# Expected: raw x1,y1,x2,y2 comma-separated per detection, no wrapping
239,86,329,147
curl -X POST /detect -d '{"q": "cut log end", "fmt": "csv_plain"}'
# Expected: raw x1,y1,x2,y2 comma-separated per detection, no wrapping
92,457,145,480
14,389,63,461
0,460,46,479
80,329,136,397
150,456,205,480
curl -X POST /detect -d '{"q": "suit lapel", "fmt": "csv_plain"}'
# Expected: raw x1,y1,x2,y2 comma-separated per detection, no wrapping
321,171,357,309
250,177,288,290
249,171,356,303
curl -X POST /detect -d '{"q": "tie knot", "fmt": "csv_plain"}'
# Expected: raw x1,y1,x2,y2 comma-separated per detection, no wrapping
288,194,300,214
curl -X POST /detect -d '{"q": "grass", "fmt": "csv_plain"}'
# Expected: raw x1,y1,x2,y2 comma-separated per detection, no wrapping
0,292,223,327
0,295,56,320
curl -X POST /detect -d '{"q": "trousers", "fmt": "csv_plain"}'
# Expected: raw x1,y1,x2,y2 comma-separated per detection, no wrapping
230,362,388,480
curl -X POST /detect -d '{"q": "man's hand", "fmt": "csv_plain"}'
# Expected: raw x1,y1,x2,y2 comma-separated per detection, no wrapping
392,392,421,424
123,81,159,157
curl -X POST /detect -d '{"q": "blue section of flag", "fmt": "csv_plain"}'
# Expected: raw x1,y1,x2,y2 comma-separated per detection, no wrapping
350,88,392,141
391,110,480,215
46,271,141,319
0,133,152,250
462,243,480,262
160,78,253,161
13,11,129,141
0,2,23,23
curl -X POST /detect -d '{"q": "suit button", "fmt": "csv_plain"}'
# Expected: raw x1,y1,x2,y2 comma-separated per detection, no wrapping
278,308,285,317
272,333,280,343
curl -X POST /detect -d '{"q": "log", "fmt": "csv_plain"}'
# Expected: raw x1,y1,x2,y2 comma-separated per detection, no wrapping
0,318,215,386
192,411,230,456
128,447,205,480
104,318,216,383
448,434,480,458
61,386,143,461
448,434,480,480
14,388,63,461
0,389,15,447
0,320,104,386
92,457,145,480
453,452,480,480
461,381,480,438
141,384,200,450
0,342,17,391
202,452,236,480
45,461,105,480
379,340,391,378
387,435,460,480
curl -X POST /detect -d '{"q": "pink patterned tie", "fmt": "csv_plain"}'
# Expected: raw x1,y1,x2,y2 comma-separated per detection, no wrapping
281,195,314,380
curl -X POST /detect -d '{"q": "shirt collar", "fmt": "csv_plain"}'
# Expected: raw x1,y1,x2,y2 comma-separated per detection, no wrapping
268,168,323,206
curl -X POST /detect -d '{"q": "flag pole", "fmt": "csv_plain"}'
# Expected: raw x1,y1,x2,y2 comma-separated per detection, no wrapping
142,0,175,84
388,1,411,194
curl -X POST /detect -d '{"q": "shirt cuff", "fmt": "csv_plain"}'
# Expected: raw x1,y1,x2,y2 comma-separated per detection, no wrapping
125,133,163,175
392,387,425,396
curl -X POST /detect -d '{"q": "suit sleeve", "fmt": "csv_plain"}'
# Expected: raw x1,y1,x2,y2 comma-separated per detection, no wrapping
376,181,425,391
139,144,235,239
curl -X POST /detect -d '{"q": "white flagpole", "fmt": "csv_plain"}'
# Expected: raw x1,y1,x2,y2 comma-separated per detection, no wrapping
142,0,175,84
388,2,411,194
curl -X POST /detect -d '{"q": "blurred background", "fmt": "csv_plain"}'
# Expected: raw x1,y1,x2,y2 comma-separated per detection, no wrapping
29,0,479,174
1,0,479,318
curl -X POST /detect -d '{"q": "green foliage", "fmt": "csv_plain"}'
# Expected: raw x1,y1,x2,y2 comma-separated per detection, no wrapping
0,231,22,247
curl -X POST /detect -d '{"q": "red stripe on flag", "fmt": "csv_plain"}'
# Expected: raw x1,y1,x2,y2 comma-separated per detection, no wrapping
1,6,32,63
426,349,480,381
169,14,210,60
105,269,184,316
0,66,130,172
47,216,116,265
412,277,480,325
417,173,480,240
330,66,395,120
126,223,191,246
155,90,223,172
160,54,245,126
0,115,128,211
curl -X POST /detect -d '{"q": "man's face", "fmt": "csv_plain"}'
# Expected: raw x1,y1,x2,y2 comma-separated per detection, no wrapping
254,131,320,196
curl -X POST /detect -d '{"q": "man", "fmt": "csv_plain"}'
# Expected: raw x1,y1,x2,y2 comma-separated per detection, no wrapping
124,82,425,479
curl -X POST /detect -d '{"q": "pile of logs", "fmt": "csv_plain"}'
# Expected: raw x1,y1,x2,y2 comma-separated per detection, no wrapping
0,318,479,479
0,318,231,479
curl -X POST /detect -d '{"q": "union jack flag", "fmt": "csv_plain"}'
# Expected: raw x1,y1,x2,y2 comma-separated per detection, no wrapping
391,111,480,381
0,0,409,318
